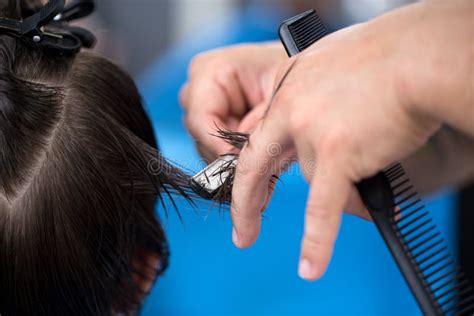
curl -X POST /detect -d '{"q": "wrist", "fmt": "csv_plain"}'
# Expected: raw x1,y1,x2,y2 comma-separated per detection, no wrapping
387,1,473,132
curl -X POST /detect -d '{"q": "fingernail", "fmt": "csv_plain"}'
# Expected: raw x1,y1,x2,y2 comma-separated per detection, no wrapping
298,259,314,280
232,227,240,246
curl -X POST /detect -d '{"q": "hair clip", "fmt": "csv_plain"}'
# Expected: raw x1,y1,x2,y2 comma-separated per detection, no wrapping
0,0,96,56
52,0,95,23
50,0,97,49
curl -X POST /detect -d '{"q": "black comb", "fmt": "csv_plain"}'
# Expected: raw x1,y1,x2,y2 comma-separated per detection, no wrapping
280,9,474,316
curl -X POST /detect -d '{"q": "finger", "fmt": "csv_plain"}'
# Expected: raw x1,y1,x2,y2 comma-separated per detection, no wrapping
214,67,249,117
182,70,255,158
192,114,241,162
195,140,217,163
237,102,268,133
178,83,190,110
298,159,352,281
262,147,297,211
231,114,291,248
184,112,234,157
184,65,252,120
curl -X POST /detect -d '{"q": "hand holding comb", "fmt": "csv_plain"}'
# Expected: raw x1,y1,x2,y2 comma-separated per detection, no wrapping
279,9,474,315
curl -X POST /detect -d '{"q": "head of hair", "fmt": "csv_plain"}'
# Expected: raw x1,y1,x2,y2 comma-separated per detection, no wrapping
0,0,201,314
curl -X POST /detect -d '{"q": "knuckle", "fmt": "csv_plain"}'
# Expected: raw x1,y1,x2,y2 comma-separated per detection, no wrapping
189,53,209,75
232,206,260,223
304,203,338,241
184,115,200,136
190,49,232,78
288,108,308,136
319,125,348,158
215,64,237,86
178,85,189,108
235,154,254,178
305,205,333,228
240,141,272,177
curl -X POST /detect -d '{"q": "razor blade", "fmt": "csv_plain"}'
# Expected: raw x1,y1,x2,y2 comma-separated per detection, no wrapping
190,155,237,198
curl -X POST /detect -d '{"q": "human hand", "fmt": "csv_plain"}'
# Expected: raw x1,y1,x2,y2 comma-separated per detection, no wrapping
229,9,444,281
180,42,287,162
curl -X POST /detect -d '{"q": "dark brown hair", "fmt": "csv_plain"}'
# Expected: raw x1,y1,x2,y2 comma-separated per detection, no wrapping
0,1,201,315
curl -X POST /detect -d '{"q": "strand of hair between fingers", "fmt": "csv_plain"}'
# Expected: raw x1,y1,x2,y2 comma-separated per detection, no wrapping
263,58,298,122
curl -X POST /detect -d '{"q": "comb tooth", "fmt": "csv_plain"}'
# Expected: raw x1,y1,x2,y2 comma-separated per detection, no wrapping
293,24,322,45
391,179,410,191
410,232,441,253
387,169,405,181
384,162,402,174
394,205,424,223
293,19,323,38
430,273,463,295
292,14,321,33
455,301,474,316
291,16,316,35
394,205,424,225
387,161,402,168
392,179,410,191
427,268,462,287
405,225,436,245
413,238,444,259
440,285,472,308
387,168,405,179
289,15,327,50
420,254,452,273
459,286,474,296
417,246,448,267
297,32,319,47
394,185,415,198
397,192,418,207
435,279,469,302
385,164,403,177
385,170,403,181
424,259,455,280
398,212,429,232
444,302,459,314
445,294,474,314
402,222,433,242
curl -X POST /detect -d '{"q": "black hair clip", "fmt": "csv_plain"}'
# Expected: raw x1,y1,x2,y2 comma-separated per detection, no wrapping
0,0,96,56
53,0,95,23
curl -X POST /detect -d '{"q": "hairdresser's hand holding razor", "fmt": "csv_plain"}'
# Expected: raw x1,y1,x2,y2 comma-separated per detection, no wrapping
180,43,287,161
230,0,473,281
182,0,473,282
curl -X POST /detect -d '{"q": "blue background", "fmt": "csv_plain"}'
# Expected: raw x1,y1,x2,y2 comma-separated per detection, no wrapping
138,5,457,315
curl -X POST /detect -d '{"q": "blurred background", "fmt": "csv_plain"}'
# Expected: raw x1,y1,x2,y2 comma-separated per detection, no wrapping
79,0,472,315
89,0,416,76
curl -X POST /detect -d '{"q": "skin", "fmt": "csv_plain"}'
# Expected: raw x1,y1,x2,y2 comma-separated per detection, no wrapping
180,0,474,281
181,43,288,162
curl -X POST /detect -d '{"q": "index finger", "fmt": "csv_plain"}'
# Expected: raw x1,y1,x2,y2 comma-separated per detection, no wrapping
230,109,291,248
